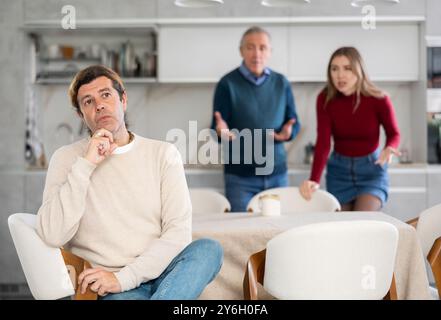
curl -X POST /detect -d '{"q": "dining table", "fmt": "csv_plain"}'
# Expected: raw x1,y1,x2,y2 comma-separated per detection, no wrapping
192,211,432,300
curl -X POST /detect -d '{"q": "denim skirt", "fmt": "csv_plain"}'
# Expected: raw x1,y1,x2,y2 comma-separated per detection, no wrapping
325,149,389,206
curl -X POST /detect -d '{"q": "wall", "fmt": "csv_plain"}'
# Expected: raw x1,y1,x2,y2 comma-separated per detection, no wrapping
0,0,430,293
38,82,414,166
0,0,25,170
426,0,441,36
0,0,27,293
23,0,157,20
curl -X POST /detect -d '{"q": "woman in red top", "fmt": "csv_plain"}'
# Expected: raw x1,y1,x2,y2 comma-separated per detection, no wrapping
300,47,401,211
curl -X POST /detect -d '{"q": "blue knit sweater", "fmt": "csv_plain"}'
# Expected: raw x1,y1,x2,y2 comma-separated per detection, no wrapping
211,68,300,176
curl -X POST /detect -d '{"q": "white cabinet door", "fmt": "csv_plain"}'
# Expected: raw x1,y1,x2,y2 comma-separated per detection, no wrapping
158,25,288,82
287,24,419,81
382,171,427,222
383,191,427,222
427,0,441,37
159,23,419,83
427,170,441,207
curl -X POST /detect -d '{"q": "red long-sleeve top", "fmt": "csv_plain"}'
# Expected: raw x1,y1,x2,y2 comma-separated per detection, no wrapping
310,91,401,183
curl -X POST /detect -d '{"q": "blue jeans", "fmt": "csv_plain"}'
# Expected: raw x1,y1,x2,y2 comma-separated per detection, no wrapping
224,172,289,212
100,239,223,300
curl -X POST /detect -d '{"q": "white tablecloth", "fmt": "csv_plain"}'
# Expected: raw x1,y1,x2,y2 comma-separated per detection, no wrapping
192,211,432,300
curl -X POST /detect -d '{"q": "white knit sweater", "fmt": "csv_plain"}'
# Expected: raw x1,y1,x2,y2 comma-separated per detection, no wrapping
37,134,192,292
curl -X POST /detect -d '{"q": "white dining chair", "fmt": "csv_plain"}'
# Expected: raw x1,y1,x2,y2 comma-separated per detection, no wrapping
246,186,341,214
189,188,231,215
407,204,441,299
8,213,97,300
244,220,399,300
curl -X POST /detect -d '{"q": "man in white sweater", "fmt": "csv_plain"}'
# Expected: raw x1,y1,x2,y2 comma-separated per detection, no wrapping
37,65,223,299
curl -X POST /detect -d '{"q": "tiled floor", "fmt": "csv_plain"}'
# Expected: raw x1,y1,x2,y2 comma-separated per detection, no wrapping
0,281,437,300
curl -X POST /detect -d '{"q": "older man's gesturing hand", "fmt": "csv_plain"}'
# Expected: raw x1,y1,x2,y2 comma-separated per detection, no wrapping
214,111,236,141
273,118,296,142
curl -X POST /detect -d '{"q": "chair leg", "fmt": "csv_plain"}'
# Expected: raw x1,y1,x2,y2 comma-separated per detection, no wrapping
61,249,98,300
243,249,266,300
383,274,398,300
405,217,419,228
428,237,441,299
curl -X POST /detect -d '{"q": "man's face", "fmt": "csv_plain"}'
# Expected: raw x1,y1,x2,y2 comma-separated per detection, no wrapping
240,32,272,77
77,76,127,135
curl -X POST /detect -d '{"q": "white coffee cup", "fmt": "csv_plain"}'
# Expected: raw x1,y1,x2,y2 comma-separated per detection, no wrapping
259,194,281,217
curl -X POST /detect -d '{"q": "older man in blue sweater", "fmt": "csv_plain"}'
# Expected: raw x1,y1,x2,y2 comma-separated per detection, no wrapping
211,26,301,212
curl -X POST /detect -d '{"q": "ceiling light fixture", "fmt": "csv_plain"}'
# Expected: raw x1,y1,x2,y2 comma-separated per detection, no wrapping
174,0,224,8
261,0,311,7
351,0,400,8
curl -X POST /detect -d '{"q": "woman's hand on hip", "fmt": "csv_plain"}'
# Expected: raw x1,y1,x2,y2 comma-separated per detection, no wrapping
375,146,401,166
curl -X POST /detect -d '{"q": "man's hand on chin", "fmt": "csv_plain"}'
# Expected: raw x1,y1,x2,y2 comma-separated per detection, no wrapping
84,128,118,165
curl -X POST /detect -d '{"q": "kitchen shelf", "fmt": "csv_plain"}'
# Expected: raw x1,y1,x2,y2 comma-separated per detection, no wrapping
157,16,426,25
35,77,157,85
27,28,158,84
39,57,101,63
23,19,158,31
22,16,425,29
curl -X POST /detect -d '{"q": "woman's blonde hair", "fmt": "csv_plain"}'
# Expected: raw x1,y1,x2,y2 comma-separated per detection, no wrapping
324,47,385,111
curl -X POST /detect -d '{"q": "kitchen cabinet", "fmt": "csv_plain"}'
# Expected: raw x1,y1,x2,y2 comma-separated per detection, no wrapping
288,169,310,187
158,21,421,83
426,0,441,37
186,167,430,222
383,191,426,222
186,169,224,193
304,167,429,223
427,167,441,207
158,25,288,83
382,169,427,222
287,24,420,82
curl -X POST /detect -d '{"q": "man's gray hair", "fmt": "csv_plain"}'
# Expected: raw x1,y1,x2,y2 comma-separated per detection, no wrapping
239,26,272,48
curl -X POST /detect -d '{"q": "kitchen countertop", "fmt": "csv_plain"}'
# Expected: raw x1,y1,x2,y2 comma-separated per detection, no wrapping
184,162,433,174
1,162,440,175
